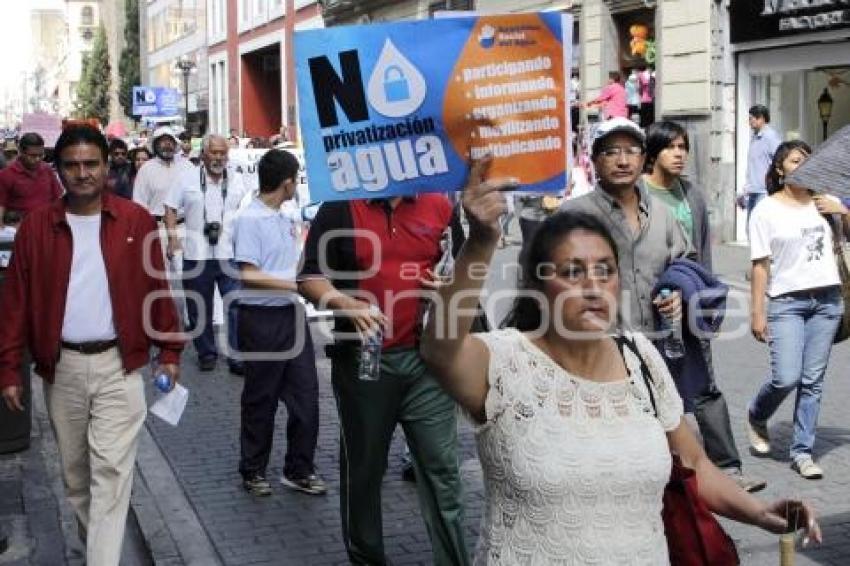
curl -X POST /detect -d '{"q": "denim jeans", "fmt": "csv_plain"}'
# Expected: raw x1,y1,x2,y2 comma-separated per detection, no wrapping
182,259,240,364
749,287,843,462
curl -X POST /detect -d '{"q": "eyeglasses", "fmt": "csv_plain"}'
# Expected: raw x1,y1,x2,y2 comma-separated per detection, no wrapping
598,146,644,159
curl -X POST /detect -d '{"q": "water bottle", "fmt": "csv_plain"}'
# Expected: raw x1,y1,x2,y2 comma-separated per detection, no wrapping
358,307,383,382
659,288,685,359
154,371,172,393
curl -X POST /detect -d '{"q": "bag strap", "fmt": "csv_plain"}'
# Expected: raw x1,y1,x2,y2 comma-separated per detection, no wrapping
614,334,658,418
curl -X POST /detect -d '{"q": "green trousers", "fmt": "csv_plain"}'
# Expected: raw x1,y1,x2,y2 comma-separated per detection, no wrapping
331,346,470,566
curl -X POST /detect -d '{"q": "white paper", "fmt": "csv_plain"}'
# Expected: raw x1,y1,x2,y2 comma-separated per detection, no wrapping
150,383,189,426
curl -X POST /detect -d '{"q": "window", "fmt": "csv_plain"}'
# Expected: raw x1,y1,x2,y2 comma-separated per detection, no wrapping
81,6,94,26
428,0,472,15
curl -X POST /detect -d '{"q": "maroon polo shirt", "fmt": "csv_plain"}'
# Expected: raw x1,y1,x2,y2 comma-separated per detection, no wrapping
0,160,64,216
300,194,453,349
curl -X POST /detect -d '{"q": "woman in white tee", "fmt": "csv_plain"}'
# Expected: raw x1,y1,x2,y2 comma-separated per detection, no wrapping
748,140,843,480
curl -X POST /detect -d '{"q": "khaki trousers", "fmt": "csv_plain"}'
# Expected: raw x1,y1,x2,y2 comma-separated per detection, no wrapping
44,347,147,566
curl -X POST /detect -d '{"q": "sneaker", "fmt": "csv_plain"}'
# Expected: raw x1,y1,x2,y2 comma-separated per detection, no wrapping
747,414,771,455
243,475,272,496
199,357,217,372
726,468,767,493
280,473,328,496
792,458,823,480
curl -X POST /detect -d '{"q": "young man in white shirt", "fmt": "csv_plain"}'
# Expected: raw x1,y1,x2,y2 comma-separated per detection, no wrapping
164,134,247,373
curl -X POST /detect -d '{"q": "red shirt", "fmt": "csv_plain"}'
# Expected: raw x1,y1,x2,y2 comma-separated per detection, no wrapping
300,194,452,349
0,160,64,216
0,193,185,389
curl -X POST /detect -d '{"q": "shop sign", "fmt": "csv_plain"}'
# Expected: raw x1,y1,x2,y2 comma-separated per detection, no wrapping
731,0,850,43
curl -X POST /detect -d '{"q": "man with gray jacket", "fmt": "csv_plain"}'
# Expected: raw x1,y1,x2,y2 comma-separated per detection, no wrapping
561,118,687,334
640,120,765,493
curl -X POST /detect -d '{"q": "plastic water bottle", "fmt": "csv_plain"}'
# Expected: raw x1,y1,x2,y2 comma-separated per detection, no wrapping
659,288,685,359
154,371,172,393
358,307,383,382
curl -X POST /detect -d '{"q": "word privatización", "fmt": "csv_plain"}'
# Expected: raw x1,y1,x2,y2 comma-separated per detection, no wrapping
322,116,436,152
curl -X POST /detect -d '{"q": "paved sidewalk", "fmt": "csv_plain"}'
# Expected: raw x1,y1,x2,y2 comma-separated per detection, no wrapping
0,380,150,566
4,243,850,564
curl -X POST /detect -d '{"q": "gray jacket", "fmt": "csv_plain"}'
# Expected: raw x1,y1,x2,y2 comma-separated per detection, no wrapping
680,177,712,272
561,184,692,332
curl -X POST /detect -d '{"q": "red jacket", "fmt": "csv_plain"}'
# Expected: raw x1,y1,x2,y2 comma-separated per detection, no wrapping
0,193,184,389
0,160,64,216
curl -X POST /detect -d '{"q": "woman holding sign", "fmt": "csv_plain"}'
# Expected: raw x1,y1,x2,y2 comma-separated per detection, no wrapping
419,157,823,564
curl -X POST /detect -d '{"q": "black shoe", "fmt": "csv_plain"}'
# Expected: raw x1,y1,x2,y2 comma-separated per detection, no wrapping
199,357,217,372
243,474,272,497
228,363,245,376
401,463,416,483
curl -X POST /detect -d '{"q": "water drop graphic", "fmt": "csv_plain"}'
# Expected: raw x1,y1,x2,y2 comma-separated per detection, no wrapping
366,39,427,118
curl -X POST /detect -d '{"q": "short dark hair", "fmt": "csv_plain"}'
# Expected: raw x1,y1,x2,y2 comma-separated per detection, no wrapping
749,104,770,122
609,71,621,82
18,133,45,152
766,139,812,195
2,210,21,225
644,121,690,171
178,131,191,142
53,125,109,166
109,138,128,153
257,149,299,193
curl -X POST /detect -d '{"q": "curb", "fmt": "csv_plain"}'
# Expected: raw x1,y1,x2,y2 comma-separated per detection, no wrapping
132,424,222,566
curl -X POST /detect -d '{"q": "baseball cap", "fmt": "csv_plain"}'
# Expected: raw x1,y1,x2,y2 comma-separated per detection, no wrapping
151,126,179,145
591,118,645,156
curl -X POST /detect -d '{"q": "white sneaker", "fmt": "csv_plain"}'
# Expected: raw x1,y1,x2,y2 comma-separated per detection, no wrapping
792,458,823,480
747,415,771,455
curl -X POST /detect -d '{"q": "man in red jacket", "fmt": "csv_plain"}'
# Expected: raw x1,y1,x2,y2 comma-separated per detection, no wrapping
0,125,184,566
0,132,63,228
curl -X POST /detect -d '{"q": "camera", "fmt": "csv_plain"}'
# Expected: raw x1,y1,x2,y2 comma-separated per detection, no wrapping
203,221,222,246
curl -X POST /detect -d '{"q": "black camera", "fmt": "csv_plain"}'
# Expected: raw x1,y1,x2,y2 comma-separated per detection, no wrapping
203,221,222,246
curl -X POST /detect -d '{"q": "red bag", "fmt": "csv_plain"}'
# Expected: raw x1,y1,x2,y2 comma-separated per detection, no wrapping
663,456,740,566
616,336,740,566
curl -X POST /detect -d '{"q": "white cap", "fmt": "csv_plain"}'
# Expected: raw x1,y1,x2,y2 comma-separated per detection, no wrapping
151,126,178,144
591,117,645,154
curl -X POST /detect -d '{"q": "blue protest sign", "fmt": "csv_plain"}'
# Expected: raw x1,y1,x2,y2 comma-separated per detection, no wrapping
295,12,572,202
132,86,181,117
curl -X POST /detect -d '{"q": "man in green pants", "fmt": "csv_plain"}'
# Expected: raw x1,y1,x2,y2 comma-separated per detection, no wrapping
298,194,469,565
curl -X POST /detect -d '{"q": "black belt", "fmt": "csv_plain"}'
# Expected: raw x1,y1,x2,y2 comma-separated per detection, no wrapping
154,215,184,224
61,339,119,355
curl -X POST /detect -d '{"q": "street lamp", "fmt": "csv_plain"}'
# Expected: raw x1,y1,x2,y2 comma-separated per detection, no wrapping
174,55,197,126
817,87,833,142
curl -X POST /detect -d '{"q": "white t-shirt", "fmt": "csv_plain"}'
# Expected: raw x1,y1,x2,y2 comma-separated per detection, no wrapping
164,166,247,261
750,196,840,297
133,157,193,216
61,213,117,342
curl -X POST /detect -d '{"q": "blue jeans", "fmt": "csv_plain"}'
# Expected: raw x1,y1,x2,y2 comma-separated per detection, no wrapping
183,259,241,364
749,287,843,462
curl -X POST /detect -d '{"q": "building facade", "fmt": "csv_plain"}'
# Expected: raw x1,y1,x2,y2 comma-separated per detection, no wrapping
726,1,850,240
206,0,322,139
100,0,128,124
142,0,209,134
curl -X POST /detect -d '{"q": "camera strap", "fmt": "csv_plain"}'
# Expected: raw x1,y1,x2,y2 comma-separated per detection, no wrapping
199,166,228,226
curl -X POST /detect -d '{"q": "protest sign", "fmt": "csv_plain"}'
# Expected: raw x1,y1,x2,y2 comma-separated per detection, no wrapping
295,12,572,202
21,113,62,147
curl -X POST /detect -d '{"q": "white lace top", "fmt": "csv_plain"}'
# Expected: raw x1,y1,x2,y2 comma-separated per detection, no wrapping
472,329,684,565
